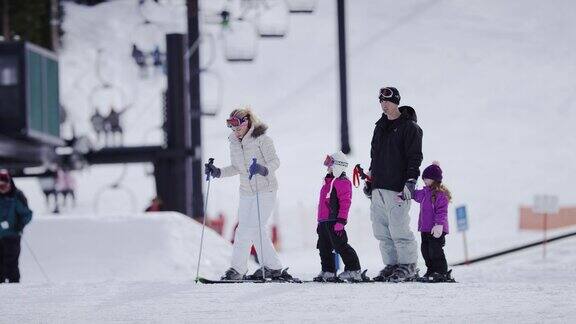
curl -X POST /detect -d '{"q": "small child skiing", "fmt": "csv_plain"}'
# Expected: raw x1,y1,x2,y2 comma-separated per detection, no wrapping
412,162,455,282
314,151,362,282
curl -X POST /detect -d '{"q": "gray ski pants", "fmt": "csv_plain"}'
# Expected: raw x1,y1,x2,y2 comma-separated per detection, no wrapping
370,188,418,265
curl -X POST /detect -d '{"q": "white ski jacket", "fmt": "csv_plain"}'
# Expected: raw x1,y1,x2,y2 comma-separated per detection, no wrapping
220,124,280,195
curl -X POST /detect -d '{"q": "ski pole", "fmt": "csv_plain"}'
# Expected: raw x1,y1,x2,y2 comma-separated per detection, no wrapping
250,158,266,281
23,236,51,284
195,158,214,282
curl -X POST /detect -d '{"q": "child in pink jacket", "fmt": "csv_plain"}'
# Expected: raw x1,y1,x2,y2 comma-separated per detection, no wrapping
314,151,362,282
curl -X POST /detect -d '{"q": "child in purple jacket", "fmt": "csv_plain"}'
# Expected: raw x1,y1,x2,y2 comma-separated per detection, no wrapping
314,151,362,282
412,162,455,282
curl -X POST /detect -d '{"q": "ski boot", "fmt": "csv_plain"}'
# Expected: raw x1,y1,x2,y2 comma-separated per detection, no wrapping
373,265,398,282
277,268,300,282
338,270,363,282
416,270,433,283
422,270,456,283
389,263,419,283
313,271,337,282
248,267,282,280
220,268,244,281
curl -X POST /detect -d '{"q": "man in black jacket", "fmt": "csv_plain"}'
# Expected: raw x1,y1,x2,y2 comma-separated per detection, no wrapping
365,87,423,282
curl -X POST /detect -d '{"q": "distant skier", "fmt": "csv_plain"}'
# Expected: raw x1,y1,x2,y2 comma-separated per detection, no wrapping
364,87,423,282
90,109,106,145
413,162,455,282
37,169,57,211
55,168,76,208
131,44,147,77
204,108,292,280
314,151,362,282
104,107,123,146
151,45,163,73
0,170,33,283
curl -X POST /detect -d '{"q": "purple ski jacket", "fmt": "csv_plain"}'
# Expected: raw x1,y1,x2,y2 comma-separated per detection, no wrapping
413,186,449,234
317,174,352,224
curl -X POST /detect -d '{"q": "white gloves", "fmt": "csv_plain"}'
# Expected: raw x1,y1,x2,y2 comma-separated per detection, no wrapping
431,224,443,238
0,221,9,229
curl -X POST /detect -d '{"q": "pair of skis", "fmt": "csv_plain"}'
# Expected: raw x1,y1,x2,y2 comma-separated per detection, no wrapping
197,268,303,284
198,270,457,284
197,277,303,284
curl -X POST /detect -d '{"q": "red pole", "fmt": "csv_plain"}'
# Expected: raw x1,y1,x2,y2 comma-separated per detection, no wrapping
543,212,548,259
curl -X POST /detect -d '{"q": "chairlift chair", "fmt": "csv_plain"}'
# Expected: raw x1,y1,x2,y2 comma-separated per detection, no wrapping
257,0,289,38
223,19,258,62
285,0,317,13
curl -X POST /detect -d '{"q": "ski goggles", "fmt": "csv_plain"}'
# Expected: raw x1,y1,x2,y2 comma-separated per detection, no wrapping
379,87,394,102
323,155,348,168
226,116,248,129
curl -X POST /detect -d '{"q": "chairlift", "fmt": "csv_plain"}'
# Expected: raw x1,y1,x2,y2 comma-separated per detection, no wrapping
223,19,258,62
93,181,137,214
138,0,185,27
201,70,223,116
285,0,317,13
88,83,128,116
257,0,289,38
131,19,165,53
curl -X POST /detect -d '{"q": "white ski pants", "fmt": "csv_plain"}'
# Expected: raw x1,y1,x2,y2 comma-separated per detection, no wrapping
370,188,418,265
231,191,282,274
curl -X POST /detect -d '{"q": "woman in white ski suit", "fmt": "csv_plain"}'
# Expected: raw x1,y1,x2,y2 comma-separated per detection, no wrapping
205,108,284,280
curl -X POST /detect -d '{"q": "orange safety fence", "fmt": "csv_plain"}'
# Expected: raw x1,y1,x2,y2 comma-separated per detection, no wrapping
519,206,576,230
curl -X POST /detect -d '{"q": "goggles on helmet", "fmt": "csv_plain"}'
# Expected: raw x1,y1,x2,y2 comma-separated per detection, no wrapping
226,116,248,129
379,87,394,102
323,155,348,168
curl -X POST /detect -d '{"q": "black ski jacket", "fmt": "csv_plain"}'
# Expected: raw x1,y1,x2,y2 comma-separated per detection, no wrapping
369,106,423,192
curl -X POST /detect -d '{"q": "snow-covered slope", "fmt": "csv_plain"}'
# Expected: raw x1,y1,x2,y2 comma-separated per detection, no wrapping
14,0,576,264
20,212,235,283
4,1,576,322
3,237,576,322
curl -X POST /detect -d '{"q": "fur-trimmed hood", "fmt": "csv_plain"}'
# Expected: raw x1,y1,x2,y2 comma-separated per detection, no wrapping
228,123,269,142
221,122,280,195
251,123,268,138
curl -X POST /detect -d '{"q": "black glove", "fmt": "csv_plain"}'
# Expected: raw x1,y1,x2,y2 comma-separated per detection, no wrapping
363,181,372,199
399,179,416,200
204,163,221,178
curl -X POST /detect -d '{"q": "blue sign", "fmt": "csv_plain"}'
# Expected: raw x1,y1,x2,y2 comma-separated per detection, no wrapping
456,205,468,232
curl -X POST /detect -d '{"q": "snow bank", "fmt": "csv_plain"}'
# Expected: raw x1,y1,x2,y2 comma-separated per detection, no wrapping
20,212,232,283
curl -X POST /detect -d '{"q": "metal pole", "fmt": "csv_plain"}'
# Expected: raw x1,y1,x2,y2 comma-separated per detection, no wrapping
187,0,204,219
251,159,266,281
50,0,60,51
23,237,51,284
195,158,214,282
2,0,10,40
337,0,351,154
165,33,192,215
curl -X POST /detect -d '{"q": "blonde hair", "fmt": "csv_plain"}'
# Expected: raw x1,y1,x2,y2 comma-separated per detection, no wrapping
229,107,265,129
430,181,452,204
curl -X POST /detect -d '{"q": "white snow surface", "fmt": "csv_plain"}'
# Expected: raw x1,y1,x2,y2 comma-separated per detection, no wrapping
2,237,575,323
5,0,576,322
